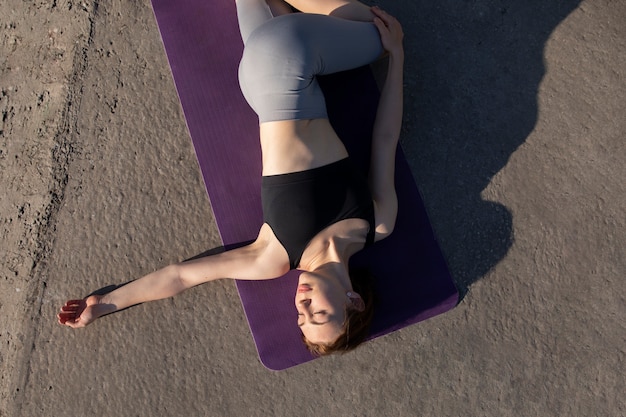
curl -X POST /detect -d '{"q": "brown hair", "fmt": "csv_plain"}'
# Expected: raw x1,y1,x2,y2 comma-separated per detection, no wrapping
303,268,376,356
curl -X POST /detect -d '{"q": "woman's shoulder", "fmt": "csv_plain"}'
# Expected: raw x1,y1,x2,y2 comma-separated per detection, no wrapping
254,223,291,274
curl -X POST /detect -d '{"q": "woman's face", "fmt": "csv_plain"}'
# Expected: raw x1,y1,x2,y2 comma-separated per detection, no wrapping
295,271,348,344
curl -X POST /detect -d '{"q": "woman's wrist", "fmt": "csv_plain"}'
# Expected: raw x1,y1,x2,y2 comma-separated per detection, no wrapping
96,294,119,317
387,48,404,62
387,51,404,73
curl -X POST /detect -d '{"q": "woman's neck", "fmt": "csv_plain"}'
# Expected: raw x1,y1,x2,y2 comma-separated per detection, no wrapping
299,218,370,272
299,236,354,290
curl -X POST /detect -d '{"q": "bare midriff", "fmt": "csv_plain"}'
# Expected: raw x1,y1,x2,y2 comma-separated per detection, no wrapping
260,118,349,176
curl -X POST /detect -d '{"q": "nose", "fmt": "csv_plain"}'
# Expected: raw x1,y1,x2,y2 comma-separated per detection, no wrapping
298,298,311,307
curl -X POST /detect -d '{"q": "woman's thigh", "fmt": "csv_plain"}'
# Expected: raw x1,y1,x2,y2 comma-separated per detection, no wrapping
245,14,381,75
239,13,382,122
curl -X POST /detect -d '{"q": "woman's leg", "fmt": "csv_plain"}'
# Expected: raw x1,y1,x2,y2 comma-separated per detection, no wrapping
285,0,373,21
306,16,383,75
239,14,383,122
235,0,275,44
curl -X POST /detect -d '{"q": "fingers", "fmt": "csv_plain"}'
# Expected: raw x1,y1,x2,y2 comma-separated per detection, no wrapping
58,311,84,327
57,312,74,325
370,6,402,36
370,6,395,26
58,311,78,325
370,6,386,21
372,17,388,37
370,6,403,55
57,299,85,326
371,11,387,32
58,308,78,324
59,300,82,314
372,6,402,34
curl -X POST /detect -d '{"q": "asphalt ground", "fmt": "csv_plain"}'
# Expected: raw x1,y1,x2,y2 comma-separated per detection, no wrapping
1,0,624,415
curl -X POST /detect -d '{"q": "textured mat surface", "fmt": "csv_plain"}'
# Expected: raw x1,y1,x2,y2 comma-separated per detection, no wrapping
151,0,458,370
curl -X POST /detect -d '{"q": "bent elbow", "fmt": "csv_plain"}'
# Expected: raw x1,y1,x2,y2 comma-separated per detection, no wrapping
373,200,398,242
375,221,396,242
171,263,192,291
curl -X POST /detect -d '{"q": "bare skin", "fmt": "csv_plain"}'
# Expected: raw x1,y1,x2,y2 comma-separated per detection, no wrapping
280,0,374,21
59,2,404,347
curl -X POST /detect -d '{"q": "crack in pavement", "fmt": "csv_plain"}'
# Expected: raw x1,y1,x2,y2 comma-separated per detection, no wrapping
10,1,101,415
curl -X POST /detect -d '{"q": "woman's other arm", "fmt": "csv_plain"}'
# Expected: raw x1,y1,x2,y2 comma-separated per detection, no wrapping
369,7,404,241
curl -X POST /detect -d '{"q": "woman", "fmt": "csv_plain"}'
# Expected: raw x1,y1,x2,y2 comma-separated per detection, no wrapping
58,0,404,355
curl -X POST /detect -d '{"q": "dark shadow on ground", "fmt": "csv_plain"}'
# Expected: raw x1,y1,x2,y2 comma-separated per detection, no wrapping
379,0,581,297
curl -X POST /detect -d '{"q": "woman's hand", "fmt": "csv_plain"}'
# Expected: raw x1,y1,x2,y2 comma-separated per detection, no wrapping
58,295,113,328
371,6,404,57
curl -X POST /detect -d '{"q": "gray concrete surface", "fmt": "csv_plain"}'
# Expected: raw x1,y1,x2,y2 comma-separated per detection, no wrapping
1,0,624,416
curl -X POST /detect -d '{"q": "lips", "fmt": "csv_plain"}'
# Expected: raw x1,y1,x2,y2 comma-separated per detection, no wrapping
297,284,312,293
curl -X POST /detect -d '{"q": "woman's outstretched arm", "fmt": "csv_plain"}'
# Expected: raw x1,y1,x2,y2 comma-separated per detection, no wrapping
58,226,289,328
369,7,404,241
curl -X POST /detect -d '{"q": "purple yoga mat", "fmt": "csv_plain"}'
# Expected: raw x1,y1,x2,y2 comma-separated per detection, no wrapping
150,0,458,370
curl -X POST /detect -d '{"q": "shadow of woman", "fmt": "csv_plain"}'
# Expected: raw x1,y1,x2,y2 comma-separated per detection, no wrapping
388,0,582,298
